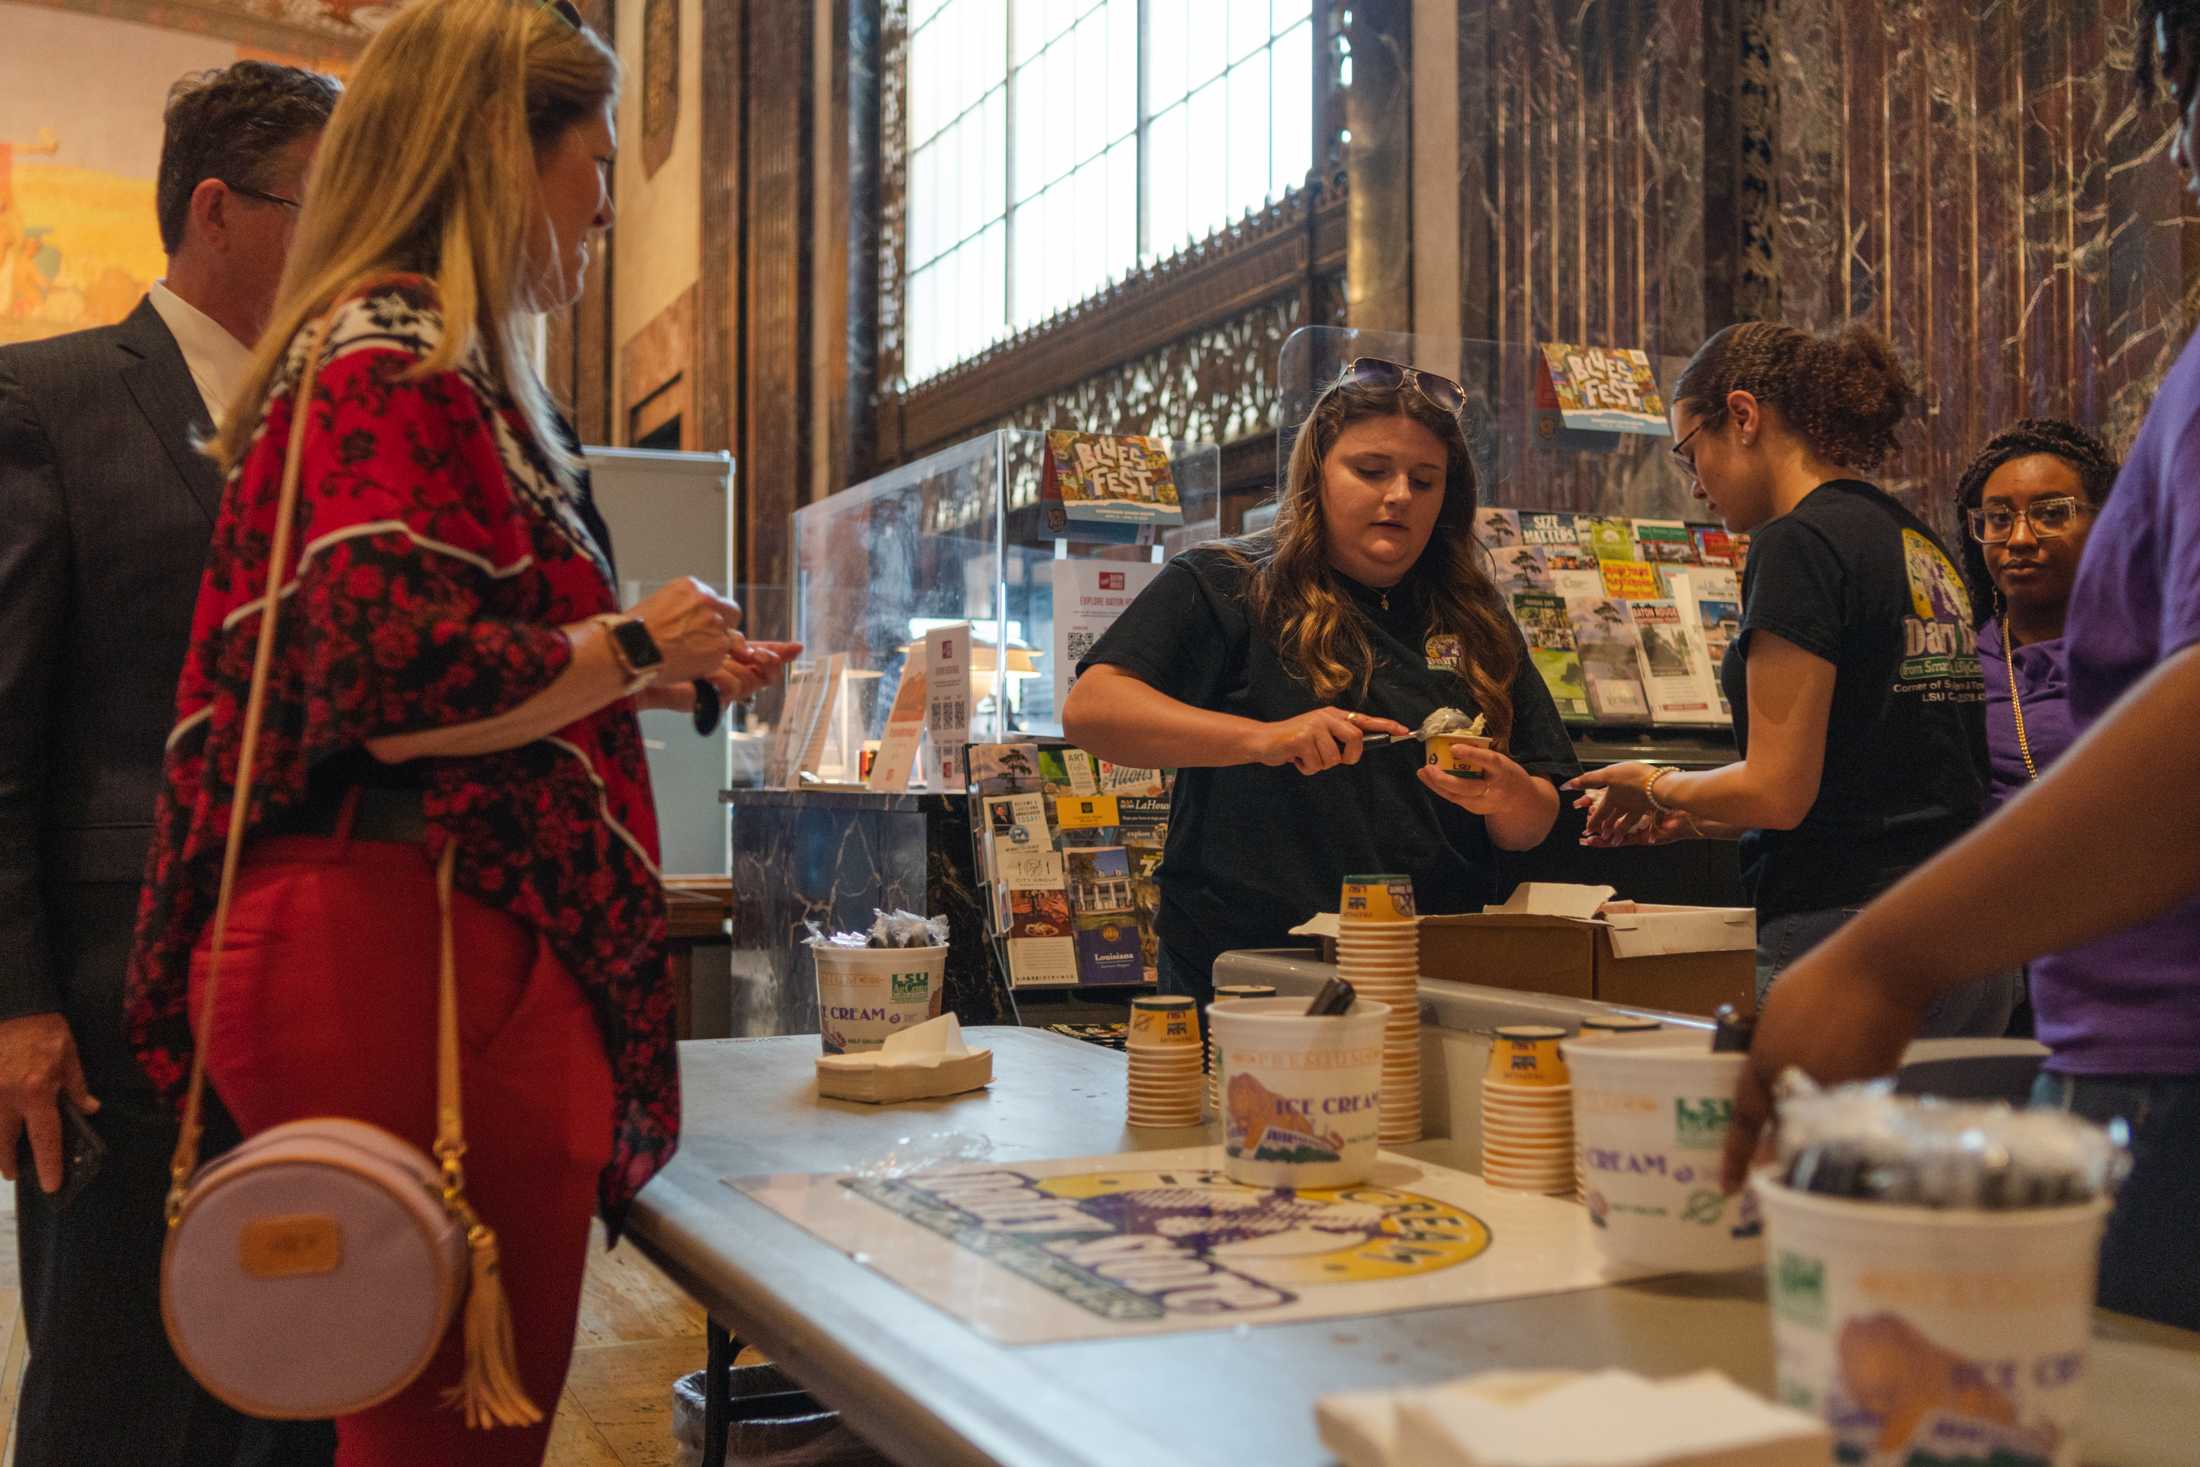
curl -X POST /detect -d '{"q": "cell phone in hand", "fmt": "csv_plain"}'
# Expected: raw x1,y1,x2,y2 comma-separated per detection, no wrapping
16,1095,105,1210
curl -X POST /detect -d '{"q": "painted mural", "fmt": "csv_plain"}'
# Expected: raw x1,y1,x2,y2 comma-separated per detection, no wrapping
0,0,379,346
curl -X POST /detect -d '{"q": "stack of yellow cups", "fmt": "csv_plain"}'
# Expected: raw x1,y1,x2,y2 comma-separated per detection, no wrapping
1208,983,1276,1117
1126,995,1204,1128
1336,875,1422,1146
1481,1025,1573,1193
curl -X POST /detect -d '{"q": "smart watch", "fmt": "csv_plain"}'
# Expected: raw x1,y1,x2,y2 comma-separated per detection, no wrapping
603,615,664,679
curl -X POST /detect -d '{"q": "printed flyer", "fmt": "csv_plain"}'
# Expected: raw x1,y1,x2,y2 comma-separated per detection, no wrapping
1537,344,1672,436
731,1149,1653,1344
1049,558,1163,716
1042,431,1184,527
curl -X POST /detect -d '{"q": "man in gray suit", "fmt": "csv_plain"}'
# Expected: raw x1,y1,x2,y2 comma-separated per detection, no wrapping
0,62,339,1466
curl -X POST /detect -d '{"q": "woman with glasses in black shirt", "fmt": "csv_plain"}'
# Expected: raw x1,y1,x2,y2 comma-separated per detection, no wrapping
1569,322,2018,1036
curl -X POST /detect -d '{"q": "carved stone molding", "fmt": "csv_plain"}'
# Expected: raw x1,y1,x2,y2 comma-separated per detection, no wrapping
642,0,679,178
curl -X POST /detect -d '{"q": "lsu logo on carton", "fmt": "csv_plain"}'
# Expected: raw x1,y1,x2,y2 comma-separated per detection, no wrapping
1672,1095,1734,1149
1775,1249,1828,1327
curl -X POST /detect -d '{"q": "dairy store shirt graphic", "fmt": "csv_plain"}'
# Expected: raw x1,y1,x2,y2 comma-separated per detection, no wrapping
1899,530,1982,697
841,1166,1490,1323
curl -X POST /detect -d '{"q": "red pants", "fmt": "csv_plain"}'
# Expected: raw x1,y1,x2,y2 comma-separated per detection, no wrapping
189,829,614,1467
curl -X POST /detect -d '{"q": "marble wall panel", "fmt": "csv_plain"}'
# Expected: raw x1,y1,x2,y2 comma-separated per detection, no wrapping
1769,0,2188,527
1457,1,2192,532
1457,0,1714,517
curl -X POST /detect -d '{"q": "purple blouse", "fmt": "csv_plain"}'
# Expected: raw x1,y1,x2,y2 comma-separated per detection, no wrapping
2031,322,2200,1078
1976,618,2076,810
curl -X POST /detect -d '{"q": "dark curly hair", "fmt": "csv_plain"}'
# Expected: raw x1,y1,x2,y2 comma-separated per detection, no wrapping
156,61,340,254
1953,419,2119,629
1674,321,1914,472
2136,0,2200,100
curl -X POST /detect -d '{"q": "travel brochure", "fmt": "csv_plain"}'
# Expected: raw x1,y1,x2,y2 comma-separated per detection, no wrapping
1474,509,1747,727
968,741,1175,988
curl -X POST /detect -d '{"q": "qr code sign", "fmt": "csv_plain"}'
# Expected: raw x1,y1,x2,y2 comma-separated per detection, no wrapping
1066,629,1097,663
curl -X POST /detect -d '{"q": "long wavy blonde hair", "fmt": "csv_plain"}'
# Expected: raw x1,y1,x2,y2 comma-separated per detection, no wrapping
211,0,618,481
1228,370,1521,741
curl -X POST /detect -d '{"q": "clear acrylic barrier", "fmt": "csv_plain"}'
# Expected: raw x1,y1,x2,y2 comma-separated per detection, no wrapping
1278,327,1698,521
1277,328,1737,737
793,430,1222,755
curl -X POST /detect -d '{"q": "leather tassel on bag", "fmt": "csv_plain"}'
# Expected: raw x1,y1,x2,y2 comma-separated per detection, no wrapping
444,1217,542,1429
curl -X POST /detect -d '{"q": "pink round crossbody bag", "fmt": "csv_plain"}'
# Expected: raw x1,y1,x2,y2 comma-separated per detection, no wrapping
156,302,540,1428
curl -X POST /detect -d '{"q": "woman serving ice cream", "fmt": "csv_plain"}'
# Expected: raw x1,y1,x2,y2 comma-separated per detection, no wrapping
1062,360,1578,1010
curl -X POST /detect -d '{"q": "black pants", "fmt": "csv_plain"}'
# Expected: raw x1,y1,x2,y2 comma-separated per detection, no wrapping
16,875,336,1467
15,1094,337,1467
2033,1072,2200,1333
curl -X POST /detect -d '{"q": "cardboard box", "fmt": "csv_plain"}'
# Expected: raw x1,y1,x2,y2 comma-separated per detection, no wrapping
1420,885,1757,1018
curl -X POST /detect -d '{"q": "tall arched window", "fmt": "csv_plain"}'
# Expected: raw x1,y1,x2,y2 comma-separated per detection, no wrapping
902,0,1316,387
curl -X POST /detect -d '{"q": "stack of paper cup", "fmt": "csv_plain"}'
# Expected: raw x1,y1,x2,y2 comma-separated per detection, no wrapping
1208,983,1276,1116
1336,874,1422,1146
1125,995,1203,1128
1568,1017,1662,1197
1481,1026,1574,1194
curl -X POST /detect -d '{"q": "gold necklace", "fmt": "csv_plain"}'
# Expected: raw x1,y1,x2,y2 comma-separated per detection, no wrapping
2003,616,2038,782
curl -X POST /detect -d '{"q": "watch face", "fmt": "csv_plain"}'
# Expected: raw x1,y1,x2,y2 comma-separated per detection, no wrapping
613,617,664,669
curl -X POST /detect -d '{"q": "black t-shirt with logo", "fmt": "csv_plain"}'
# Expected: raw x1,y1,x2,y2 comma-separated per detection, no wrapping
1079,546,1581,978
1722,480,1987,918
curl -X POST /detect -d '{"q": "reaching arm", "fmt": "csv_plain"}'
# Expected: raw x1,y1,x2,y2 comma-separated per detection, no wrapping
1722,640,2200,1184
1571,630,1835,839
364,579,746,762
1062,664,1411,775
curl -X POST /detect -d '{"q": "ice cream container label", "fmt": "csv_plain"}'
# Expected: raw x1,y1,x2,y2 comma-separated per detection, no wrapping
1340,876,1417,922
1755,1178,2107,1467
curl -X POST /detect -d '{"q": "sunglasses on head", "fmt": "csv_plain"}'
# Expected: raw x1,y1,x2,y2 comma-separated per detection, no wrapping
1341,357,1467,417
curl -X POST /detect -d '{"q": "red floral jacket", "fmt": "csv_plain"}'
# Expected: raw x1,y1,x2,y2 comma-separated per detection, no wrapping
124,279,676,1227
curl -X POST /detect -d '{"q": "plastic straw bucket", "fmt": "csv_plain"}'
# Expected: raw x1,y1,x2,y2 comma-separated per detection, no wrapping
810,944,947,1054
1209,997,1389,1189
1753,1175,2108,1467
1560,1032,1760,1271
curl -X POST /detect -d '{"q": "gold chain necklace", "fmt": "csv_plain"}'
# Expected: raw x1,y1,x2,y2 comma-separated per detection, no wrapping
2003,616,2038,782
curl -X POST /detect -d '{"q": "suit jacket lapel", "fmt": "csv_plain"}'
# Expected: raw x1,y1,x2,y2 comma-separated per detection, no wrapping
114,297,226,525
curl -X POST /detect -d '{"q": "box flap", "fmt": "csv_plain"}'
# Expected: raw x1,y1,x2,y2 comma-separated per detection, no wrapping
1484,883,1616,921
1599,905,1756,958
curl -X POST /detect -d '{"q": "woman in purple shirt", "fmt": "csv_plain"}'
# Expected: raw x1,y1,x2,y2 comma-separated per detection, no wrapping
1957,420,2117,808
1723,7,2200,1332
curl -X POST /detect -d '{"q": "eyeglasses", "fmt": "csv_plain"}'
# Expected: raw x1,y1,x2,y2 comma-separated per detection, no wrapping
1668,409,1724,479
226,183,300,211
1966,495,2093,544
1343,357,1466,417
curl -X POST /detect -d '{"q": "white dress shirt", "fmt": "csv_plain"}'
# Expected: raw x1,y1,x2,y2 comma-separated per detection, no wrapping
147,280,253,428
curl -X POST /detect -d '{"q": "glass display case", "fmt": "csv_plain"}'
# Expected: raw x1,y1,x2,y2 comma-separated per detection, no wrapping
791,429,1222,767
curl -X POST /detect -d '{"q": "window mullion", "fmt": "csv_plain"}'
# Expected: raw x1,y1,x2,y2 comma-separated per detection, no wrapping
1003,2,1016,341
1136,0,1150,262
